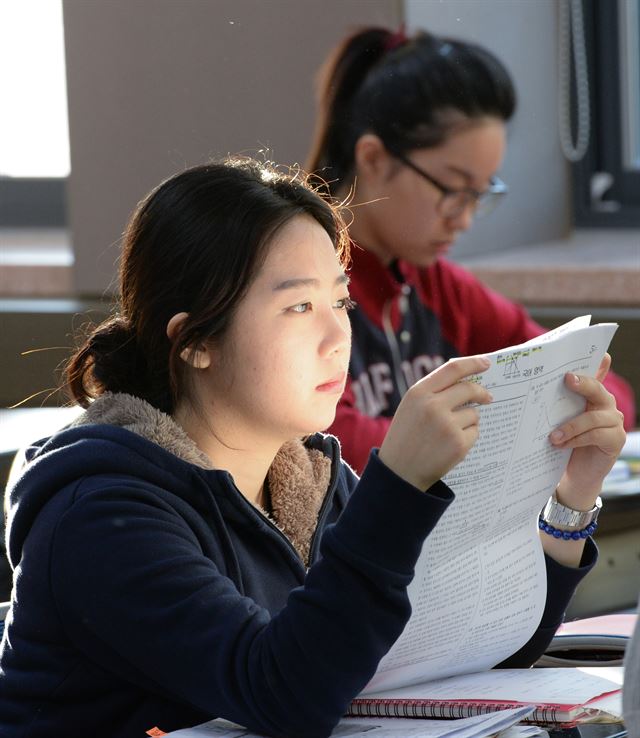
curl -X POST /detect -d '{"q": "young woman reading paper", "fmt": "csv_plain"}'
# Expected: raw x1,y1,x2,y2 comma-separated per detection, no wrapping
0,159,625,737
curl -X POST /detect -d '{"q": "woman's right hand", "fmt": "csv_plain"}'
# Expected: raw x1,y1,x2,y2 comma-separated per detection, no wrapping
379,356,493,491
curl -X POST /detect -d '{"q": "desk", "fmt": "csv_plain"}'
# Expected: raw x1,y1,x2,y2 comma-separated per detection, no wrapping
566,437,640,619
459,230,640,307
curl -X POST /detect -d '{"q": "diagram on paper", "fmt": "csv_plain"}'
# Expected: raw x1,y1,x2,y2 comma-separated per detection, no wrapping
502,353,521,379
531,390,579,440
496,347,542,380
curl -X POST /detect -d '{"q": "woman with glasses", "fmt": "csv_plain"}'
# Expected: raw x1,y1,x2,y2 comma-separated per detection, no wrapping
306,26,635,473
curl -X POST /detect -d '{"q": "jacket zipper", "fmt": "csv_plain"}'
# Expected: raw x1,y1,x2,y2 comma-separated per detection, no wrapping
233,486,305,571
381,294,409,397
307,439,342,566
230,438,342,573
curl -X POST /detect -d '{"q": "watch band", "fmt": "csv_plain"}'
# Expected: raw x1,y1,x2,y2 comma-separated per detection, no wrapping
541,493,602,530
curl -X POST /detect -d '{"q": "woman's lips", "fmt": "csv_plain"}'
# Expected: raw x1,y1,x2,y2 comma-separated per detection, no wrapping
316,373,346,393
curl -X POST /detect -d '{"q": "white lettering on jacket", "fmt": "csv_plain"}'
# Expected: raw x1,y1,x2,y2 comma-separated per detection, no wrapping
352,355,445,417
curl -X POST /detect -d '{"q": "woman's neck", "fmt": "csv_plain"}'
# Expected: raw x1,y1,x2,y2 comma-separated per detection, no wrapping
172,403,280,507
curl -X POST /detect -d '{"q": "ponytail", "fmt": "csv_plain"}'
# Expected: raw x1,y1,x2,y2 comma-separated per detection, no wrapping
307,28,391,188
64,315,173,411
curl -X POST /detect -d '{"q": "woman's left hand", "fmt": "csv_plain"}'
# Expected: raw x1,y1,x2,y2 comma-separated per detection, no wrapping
550,354,627,510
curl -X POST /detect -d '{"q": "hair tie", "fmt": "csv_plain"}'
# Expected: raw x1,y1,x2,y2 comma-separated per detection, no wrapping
438,42,453,57
384,24,408,53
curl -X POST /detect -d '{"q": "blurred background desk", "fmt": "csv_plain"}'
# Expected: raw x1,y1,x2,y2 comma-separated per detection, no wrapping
567,433,640,619
564,506,640,618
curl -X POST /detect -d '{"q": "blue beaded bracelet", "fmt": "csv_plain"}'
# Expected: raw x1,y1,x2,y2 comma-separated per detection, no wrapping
538,517,598,540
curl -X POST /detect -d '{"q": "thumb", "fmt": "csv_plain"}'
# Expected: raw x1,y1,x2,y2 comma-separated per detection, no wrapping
595,353,612,384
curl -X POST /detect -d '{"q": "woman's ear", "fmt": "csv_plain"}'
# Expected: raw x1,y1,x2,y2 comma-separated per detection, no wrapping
353,133,393,185
166,312,211,370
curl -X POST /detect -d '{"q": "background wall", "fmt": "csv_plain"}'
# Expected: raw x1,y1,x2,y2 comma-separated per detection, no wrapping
63,0,402,295
407,0,570,260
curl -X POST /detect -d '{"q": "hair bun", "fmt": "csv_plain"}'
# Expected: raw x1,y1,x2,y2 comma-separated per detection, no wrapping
88,317,141,392
65,316,156,407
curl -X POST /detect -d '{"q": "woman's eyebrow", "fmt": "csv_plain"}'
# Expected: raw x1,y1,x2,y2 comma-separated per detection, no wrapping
445,164,493,188
444,164,474,182
272,274,349,292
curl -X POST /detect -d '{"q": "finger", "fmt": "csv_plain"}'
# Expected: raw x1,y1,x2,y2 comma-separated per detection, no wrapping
550,408,623,445
442,380,493,409
460,423,481,451
419,355,491,394
448,422,482,465
563,371,617,409
553,425,627,456
595,353,612,384
454,406,481,430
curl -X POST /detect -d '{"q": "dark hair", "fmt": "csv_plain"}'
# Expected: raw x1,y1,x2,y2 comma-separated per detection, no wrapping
65,158,349,413
306,27,516,193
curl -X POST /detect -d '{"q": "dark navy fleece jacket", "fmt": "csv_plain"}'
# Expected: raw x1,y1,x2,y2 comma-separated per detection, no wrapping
0,403,596,738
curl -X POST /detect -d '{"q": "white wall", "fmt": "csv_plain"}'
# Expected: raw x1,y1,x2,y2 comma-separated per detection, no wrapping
406,0,571,259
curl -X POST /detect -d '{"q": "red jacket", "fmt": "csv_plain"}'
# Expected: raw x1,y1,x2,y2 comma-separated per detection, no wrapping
330,246,636,473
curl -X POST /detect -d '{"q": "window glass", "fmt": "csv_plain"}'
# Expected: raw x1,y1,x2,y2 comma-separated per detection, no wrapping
620,0,640,170
0,0,70,177
573,0,640,225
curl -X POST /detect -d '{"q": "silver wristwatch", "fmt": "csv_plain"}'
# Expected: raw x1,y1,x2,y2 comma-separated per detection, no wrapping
541,493,602,530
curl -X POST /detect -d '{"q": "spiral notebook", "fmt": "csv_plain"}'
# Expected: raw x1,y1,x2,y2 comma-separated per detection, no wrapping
347,667,623,727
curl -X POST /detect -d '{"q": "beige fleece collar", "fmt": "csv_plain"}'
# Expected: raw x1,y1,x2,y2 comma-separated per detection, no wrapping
72,393,332,564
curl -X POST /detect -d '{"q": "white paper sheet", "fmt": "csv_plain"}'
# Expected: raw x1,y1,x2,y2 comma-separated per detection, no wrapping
361,667,623,705
365,320,618,693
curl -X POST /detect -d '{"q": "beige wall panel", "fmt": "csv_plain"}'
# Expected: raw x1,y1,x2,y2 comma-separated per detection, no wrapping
63,0,401,295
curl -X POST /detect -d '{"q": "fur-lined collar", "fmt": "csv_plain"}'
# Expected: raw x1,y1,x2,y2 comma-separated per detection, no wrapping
71,393,332,564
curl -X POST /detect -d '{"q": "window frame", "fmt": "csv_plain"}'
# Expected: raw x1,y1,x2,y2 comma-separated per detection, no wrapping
0,178,67,227
572,0,640,227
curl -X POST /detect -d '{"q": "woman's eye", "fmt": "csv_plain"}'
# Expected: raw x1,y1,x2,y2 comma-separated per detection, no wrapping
289,302,312,314
335,297,357,311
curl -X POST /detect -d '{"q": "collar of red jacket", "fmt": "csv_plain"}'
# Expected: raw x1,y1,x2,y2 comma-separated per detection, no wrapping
348,241,422,303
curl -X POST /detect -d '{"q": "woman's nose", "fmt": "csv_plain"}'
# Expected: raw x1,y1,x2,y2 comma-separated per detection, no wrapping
322,310,351,357
447,202,476,232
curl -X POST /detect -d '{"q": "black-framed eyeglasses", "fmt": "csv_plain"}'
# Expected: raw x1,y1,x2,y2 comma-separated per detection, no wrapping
394,152,508,219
